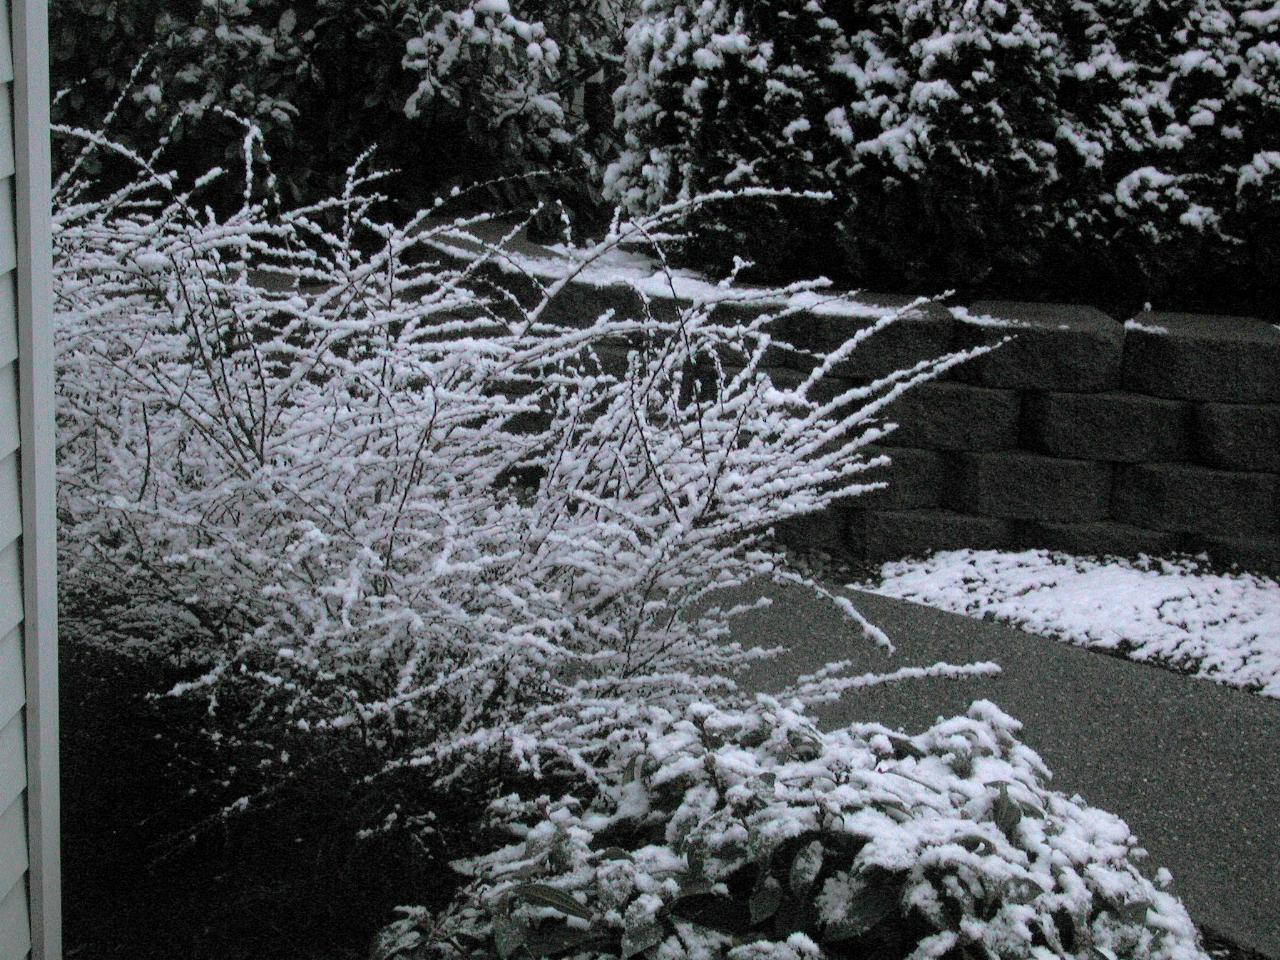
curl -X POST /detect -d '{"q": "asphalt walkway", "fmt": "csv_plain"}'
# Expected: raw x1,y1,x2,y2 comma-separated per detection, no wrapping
726,581,1280,957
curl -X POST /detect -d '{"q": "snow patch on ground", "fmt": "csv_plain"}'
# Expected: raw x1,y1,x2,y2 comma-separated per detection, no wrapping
859,549,1280,697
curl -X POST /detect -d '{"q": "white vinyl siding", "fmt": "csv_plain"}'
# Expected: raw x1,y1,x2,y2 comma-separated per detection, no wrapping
0,34,25,944
0,0,56,955
0,879,30,960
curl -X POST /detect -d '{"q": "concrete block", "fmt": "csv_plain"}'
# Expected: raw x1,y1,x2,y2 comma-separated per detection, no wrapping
1122,313,1280,403
881,382,1020,451
1011,519,1184,559
1195,403,1280,473
540,279,650,328
949,451,1112,522
858,446,949,510
1113,463,1280,537
1022,391,1190,462
848,508,1012,563
800,296,955,382
774,505,856,554
715,301,820,371
950,301,1124,392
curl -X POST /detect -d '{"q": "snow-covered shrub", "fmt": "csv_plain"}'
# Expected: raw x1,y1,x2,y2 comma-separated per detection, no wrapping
402,0,626,157
54,125,997,842
606,0,1280,311
398,0,631,233
52,0,313,196
376,698,1206,960
51,0,628,211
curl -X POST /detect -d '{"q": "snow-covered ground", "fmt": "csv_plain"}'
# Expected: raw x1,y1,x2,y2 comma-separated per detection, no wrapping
857,550,1280,698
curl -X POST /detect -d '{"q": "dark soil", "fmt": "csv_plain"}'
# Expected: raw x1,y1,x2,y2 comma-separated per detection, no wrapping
60,641,472,960
1203,927,1276,960
61,589,1275,960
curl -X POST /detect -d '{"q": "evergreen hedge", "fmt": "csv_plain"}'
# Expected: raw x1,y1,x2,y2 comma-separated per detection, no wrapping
51,0,624,216
605,0,1280,313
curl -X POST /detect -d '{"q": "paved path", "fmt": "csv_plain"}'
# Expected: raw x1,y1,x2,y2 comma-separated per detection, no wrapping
723,581,1280,957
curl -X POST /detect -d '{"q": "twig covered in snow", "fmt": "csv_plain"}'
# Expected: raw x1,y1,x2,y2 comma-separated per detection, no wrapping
53,126,994,827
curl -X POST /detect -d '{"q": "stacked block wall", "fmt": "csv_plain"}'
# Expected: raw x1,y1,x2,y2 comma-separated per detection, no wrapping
784,304,1280,573
438,239,1280,574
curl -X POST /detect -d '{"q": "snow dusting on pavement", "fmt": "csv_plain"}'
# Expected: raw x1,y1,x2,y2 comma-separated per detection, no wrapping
858,549,1280,697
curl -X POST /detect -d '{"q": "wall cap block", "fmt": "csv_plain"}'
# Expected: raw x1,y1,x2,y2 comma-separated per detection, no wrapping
1122,312,1280,402
949,301,1124,392
960,300,1120,334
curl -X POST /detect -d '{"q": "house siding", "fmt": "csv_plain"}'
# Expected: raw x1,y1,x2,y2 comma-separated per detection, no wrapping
0,0,58,955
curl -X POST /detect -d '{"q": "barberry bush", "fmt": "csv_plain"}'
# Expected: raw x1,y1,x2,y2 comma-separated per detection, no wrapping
53,124,996,847
605,0,1280,312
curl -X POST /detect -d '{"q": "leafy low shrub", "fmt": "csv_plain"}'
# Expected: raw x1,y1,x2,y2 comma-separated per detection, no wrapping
378,698,1206,960
51,0,627,213
606,0,1280,313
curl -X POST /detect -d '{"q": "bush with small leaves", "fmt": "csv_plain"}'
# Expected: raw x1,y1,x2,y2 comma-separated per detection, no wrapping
606,0,1280,312
51,0,628,213
378,699,1206,960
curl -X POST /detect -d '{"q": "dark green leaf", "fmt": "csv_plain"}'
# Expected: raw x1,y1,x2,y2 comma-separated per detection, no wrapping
771,894,819,940
523,925,603,958
493,911,529,960
678,876,716,899
888,736,925,761
548,832,574,874
824,885,899,943
624,756,642,784
787,730,821,761
789,839,824,897
749,876,783,925
992,785,1022,840
510,884,593,922
597,847,634,862
1117,900,1151,925
874,800,912,824
670,893,750,934
621,919,665,959
1052,908,1077,952
686,843,706,879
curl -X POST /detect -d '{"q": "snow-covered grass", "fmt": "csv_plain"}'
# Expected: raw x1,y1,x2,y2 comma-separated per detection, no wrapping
859,550,1280,698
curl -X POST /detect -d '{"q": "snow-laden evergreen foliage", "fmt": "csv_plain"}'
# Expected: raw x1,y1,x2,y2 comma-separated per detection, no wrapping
51,0,625,208
606,0,1280,310
53,127,996,831
376,699,1206,960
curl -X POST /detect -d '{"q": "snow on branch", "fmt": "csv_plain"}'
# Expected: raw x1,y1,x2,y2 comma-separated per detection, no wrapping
54,129,991,823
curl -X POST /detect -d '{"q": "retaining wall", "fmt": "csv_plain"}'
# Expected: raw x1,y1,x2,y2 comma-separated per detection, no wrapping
777,302,1280,574
433,230,1280,573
